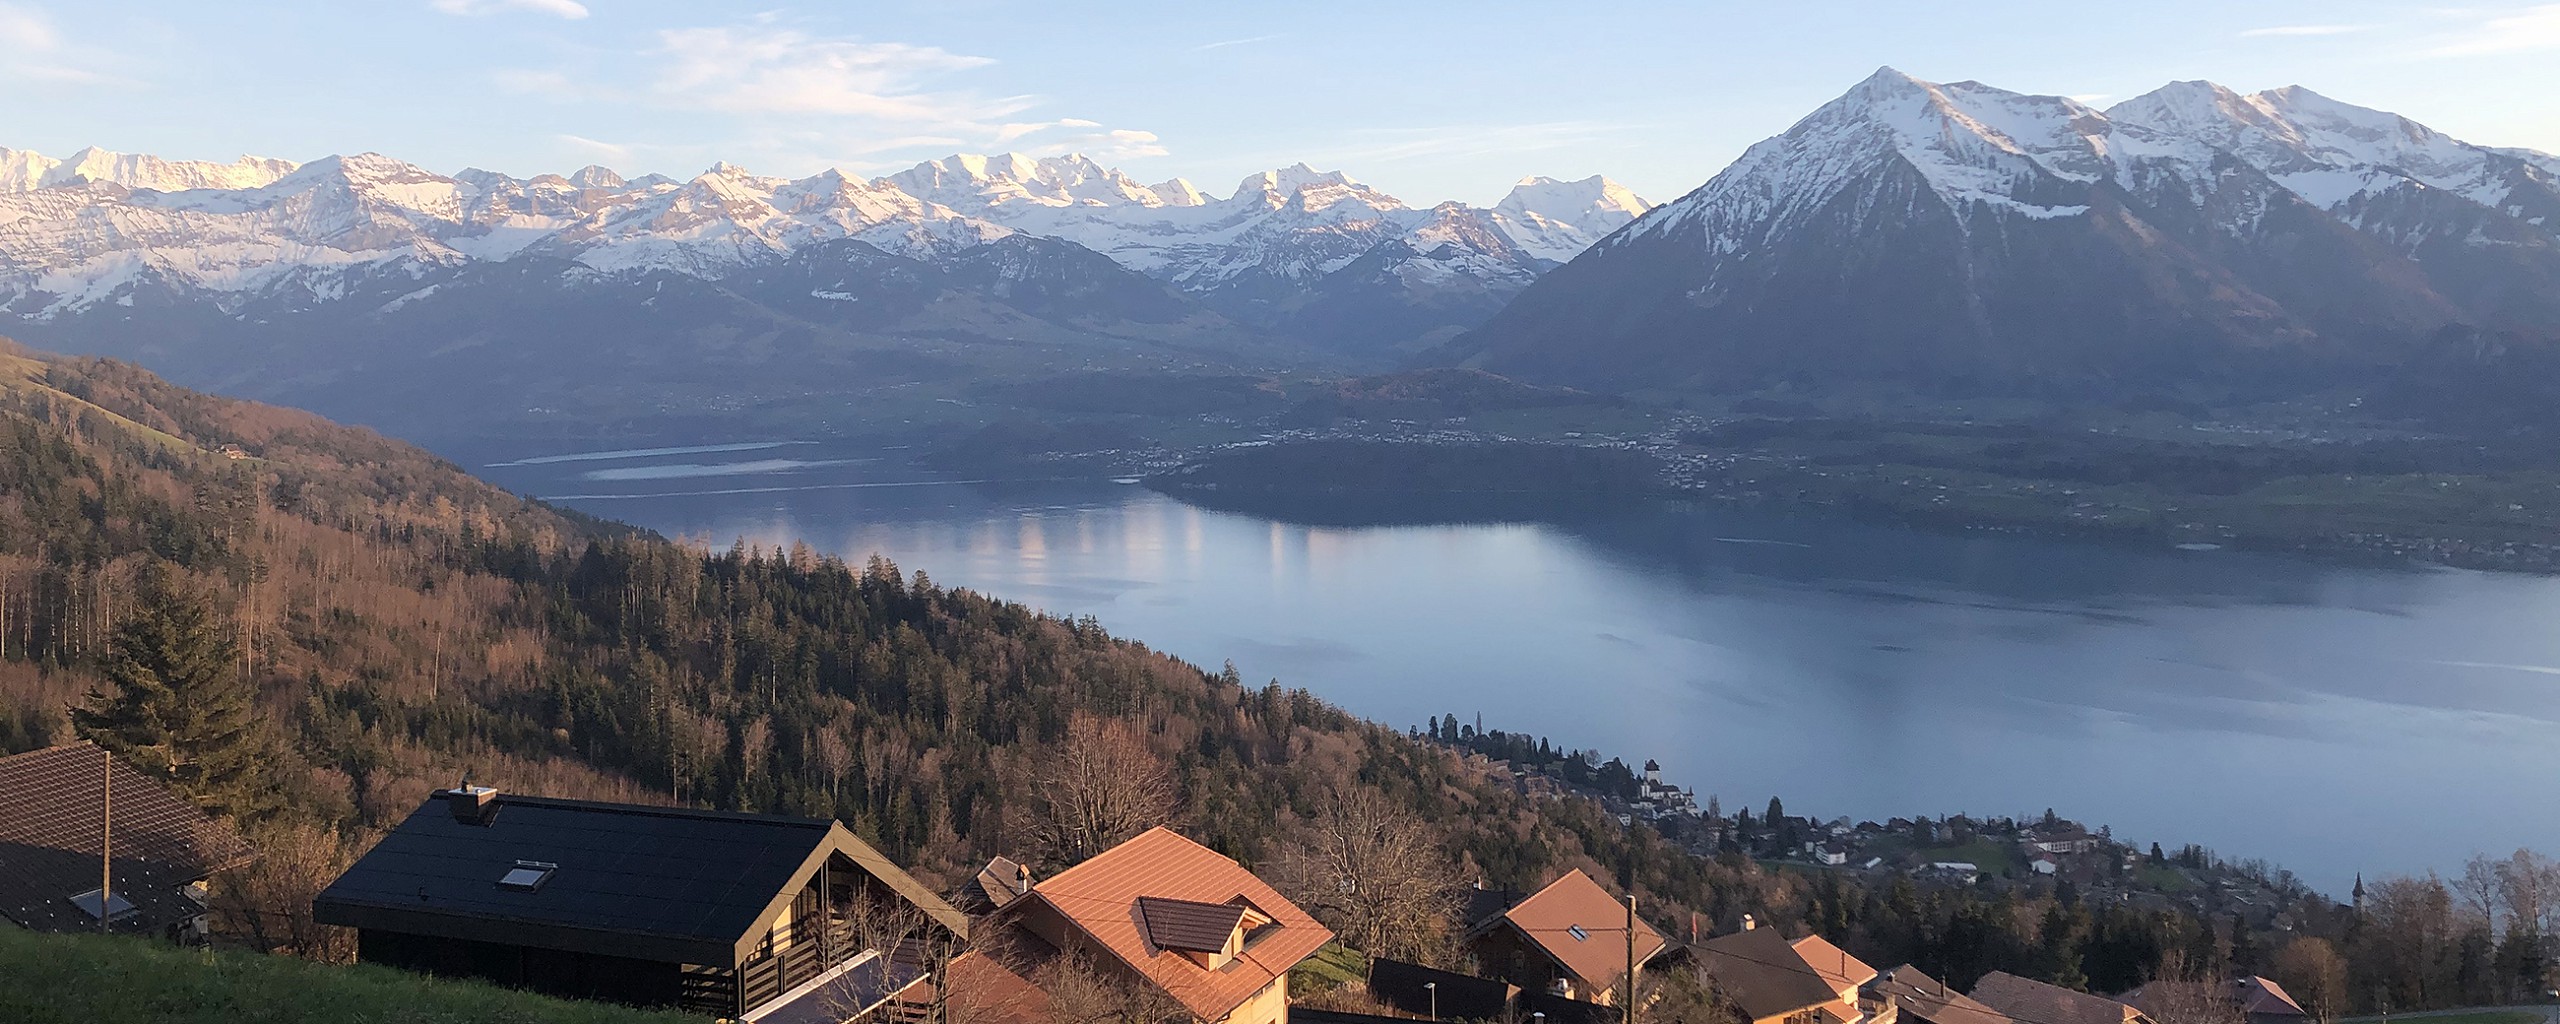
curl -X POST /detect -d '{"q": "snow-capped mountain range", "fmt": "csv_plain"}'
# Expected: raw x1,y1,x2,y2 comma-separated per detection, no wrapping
0,144,1648,350
1456,67,2560,401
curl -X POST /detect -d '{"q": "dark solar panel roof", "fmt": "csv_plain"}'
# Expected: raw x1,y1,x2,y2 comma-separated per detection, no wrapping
1136,895,1247,953
315,794,841,964
0,743,252,935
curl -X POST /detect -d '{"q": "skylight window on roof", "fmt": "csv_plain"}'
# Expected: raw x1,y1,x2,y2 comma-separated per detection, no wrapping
497,860,557,892
69,888,134,921
1568,924,1590,942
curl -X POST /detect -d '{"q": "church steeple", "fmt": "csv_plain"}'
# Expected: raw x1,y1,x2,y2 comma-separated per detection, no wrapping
2352,873,2366,912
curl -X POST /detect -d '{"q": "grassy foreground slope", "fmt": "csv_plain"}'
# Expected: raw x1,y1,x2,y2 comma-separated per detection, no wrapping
0,928,698,1024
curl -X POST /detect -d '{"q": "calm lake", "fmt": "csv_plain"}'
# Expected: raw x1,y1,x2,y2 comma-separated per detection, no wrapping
480,443,2560,896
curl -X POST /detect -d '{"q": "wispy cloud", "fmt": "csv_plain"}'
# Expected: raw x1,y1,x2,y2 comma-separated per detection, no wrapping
0,3,144,88
2420,3,2560,56
2238,23,2373,37
1194,33,1282,51
557,134,631,161
498,19,1169,175
652,24,1008,120
430,0,590,19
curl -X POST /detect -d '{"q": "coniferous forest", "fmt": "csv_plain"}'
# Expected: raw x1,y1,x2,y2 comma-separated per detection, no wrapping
0,345,2543,1015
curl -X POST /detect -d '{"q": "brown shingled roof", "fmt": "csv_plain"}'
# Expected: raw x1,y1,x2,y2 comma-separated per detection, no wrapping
1972,972,2147,1024
1025,826,1332,1022
0,742,252,934
1872,966,2021,1024
1500,869,1668,997
1695,927,1843,1023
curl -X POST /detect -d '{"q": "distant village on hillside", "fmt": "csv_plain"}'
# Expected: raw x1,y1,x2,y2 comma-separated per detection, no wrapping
1420,717,2328,932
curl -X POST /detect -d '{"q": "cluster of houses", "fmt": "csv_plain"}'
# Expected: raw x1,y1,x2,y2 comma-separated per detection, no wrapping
4,740,2316,1024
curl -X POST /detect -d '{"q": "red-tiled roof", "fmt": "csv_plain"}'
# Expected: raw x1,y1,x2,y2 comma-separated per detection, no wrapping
2235,977,2306,1017
0,742,251,933
1026,826,1332,1022
1501,869,1668,996
1793,934,1877,996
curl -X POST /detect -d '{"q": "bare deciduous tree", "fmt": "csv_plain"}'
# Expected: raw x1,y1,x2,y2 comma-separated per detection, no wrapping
1028,714,1175,868
2143,952,2246,1024
2270,937,2349,1024
1268,788,1461,964
1035,944,1186,1024
840,886,976,1024
1639,961,1747,1024
208,820,360,962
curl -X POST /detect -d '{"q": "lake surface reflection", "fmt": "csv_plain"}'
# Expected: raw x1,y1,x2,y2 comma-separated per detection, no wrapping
483,448,2560,894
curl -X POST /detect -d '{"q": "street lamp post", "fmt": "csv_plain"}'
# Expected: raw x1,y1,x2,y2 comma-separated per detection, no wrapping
1425,981,1437,1022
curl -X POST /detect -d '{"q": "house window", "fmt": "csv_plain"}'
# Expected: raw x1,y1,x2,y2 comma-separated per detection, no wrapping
497,861,558,892
1568,925,1590,942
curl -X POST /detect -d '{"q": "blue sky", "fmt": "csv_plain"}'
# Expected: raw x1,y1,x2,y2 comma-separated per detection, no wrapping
3,0,2556,205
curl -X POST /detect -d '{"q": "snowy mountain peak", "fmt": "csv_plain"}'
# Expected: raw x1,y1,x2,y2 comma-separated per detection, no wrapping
1235,163,1360,203
1490,175,1652,262
0,145,299,194
568,165,626,189
1149,178,1205,207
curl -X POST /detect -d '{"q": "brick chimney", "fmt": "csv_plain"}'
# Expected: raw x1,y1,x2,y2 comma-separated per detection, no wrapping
441,780,500,826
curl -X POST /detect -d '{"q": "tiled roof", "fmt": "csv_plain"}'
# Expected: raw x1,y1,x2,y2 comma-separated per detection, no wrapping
1793,934,1877,995
1137,896,1251,953
1026,826,1333,1022
1872,966,2020,1024
0,742,251,934
2234,977,2307,1017
1695,927,1842,1022
1973,972,2145,1024
1500,869,1667,996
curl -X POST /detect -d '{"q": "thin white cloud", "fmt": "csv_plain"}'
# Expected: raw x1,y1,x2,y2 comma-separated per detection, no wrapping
653,24,1005,120
1194,33,1283,51
431,0,590,19
0,3,143,88
2238,23,2374,37
557,134,631,161
489,19,1168,176
2422,3,2560,55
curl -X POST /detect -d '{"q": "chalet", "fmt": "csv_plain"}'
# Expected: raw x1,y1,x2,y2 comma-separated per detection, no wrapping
978,826,1333,1024
312,786,965,1021
1459,868,1667,1005
1792,934,1878,1024
1866,966,2020,1024
0,742,251,942
1972,972,2153,1024
1693,925,1847,1024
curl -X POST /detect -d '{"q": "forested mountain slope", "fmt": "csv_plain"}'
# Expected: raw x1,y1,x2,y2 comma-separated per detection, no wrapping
0,339,1756,928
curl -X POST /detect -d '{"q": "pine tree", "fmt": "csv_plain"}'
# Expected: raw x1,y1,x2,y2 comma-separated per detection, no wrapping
72,571,275,820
